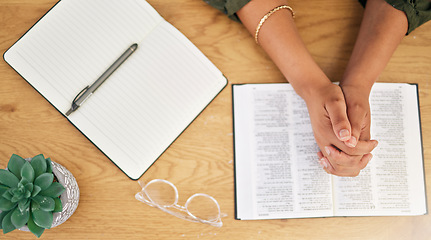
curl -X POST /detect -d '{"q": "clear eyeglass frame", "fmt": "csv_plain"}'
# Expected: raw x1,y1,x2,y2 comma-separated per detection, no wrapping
135,179,225,227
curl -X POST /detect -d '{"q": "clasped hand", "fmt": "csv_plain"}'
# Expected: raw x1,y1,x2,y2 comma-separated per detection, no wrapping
303,83,378,177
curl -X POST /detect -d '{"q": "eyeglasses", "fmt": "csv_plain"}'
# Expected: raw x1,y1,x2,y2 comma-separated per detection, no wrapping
135,179,225,227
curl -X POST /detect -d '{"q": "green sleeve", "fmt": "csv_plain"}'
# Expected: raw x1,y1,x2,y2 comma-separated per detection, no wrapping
203,0,251,21
205,0,430,34
358,0,431,34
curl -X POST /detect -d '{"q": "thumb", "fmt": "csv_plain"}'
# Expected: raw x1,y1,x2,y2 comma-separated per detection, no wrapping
344,109,368,147
325,100,351,142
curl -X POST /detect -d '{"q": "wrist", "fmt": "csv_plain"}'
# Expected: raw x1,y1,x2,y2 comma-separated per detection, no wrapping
340,77,374,98
341,67,377,94
293,76,332,102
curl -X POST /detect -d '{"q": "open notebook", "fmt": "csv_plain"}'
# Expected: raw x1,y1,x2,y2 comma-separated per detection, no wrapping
4,0,227,180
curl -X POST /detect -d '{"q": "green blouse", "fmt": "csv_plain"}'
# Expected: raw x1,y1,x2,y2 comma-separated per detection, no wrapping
204,0,431,34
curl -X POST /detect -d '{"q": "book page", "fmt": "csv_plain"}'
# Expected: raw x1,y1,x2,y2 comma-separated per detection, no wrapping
333,83,426,216
4,0,227,179
234,83,426,220
234,84,333,220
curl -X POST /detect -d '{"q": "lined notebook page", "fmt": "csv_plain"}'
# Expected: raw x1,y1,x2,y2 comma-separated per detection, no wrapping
5,0,162,112
5,0,227,179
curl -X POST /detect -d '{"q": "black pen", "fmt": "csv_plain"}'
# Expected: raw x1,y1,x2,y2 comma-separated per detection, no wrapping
66,43,138,116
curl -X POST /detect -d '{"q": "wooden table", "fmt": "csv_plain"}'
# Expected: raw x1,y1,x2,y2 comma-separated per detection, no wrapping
1,0,430,239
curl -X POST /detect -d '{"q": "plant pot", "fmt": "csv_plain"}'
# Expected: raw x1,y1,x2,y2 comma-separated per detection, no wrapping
18,160,80,231
50,161,80,227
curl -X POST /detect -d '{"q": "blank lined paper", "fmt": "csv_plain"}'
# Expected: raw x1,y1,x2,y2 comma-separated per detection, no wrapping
6,0,162,111
4,0,227,179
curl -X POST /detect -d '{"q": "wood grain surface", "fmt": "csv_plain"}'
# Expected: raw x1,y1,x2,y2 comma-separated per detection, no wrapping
1,0,430,239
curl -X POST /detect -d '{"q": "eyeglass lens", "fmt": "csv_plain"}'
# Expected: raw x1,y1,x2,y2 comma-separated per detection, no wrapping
145,180,177,206
186,194,220,221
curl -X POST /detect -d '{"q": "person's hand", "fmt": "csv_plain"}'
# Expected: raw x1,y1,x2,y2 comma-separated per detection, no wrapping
302,82,377,177
317,147,374,177
316,83,377,176
340,83,373,144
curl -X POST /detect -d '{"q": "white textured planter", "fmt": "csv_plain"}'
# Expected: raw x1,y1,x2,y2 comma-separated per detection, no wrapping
50,161,80,228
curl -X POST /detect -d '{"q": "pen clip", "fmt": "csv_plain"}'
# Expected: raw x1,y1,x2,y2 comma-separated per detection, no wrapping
73,85,90,104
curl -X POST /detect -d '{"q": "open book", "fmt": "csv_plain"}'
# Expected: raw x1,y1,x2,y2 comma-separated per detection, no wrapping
232,83,426,220
4,0,227,180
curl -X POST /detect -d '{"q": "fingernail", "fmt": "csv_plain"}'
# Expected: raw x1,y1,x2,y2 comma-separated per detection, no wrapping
319,158,328,168
325,146,331,156
368,154,373,162
339,129,350,141
345,136,357,147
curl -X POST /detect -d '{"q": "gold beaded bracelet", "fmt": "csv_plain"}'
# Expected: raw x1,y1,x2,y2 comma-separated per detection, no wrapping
255,5,295,45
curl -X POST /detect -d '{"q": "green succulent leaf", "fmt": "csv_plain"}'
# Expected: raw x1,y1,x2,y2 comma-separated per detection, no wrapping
30,155,47,178
24,191,31,199
10,181,30,203
7,154,26,179
1,210,16,234
11,193,24,203
2,189,13,201
39,182,65,198
21,162,35,183
34,173,54,191
31,208,53,229
0,196,17,211
0,169,19,188
11,206,30,229
18,198,31,212
0,185,10,196
19,179,29,188
31,200,40,210
45,158,53,174
53,197,63,212
24,182,34,193
0,210,9,229
27,213,45,238
32,185,42,197
32,154,45,161
33,196,55,212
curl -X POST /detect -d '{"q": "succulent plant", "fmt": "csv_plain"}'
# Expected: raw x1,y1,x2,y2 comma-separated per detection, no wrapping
0,154,65,238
